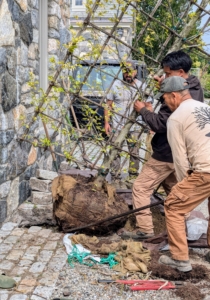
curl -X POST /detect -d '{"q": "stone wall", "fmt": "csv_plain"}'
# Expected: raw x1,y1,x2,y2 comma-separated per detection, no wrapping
0,0,71,224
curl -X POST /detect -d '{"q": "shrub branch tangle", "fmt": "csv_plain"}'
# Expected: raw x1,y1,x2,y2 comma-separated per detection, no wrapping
21,0,210,189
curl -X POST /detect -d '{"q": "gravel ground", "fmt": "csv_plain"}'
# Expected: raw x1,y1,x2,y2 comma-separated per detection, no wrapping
52,262,179,300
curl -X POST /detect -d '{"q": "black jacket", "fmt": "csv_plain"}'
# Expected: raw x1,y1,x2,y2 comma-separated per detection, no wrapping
140,75,204,163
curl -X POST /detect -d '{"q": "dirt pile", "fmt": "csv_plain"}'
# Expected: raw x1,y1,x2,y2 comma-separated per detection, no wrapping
52,175,128,233
149,251,209,282
175,283,205,300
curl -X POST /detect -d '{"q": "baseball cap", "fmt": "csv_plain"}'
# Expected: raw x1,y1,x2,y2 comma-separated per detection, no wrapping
155,76,190,100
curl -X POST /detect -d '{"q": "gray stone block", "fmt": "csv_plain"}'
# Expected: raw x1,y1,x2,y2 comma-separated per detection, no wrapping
0,48,6,75
1,71,17,112
7,0,22,22
0,130,15,146
36,169,58,181
0,164,9,185
11,202,55,226
31,191,52,205
19,180,31,204
0,181,11,199
0,200,7,223
48,28,60,40
20,12,33,46
28,0,39,9
31,9,39,29
30,177,51,192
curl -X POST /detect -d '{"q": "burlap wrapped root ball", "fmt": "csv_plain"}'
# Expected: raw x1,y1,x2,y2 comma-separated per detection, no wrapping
52,175,128,233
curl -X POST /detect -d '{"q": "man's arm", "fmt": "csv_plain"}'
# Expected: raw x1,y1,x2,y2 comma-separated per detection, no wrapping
134,102,171,133
167,119,189,182
104,100,113,135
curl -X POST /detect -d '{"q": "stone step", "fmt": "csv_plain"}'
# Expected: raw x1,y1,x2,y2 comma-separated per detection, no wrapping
10,202,55,226
30,177,52,192
31,191,52,205
36,169,58,181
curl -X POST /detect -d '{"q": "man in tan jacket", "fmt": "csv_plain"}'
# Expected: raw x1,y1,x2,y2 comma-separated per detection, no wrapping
157,76,210,272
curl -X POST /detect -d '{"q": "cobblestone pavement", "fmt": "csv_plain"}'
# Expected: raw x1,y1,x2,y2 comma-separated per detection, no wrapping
1,222,210,300
0,222,65,300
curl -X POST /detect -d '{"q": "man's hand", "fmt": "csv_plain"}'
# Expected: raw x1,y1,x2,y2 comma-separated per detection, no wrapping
145,102,153,112
154,75,165,89
134,101,145,113
105,122,112,135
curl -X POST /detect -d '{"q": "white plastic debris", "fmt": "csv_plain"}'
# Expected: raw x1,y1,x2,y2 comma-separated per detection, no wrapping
186,217,208,241
63,234,101,262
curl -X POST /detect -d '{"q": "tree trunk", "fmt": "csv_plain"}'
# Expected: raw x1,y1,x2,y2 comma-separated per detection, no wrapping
93,110,138,189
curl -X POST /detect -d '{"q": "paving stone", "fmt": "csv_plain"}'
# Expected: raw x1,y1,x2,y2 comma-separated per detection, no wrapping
30,177,52,192
31,296,45,300
11,228,26,236
24,246,41,255
47,258,66,272
6,250,24,261
1,222,18,231
33,237,46,246
21,253,36,261
0,260,15,270
10,295,28,300
18,260,34,267
37,250,53,262
21,234,37,243
37,229,52,238
13,243,29,250
29,262,46,273
33,286,53,299
0,243,13,254
28,226,42,234
43,241,57,250
54,249,67,258
36,169,58,181
0,293,9,300
4,235,19,244
16,285,34,294
38,271,59,287
10,266,29,276
20,278,37,286
0,230,11,238
49,233,63,241
31,191,52,205
12,276,22,283
0,254,6,261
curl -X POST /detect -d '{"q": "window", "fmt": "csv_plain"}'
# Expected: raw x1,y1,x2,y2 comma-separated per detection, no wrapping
75,0,83,5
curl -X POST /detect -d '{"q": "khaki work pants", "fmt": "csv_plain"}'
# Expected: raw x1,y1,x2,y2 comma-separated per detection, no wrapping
111,131,140,178
132,157,177,233
165,171,210,261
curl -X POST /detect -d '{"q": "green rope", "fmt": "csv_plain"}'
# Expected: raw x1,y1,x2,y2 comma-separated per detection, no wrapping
67,246,118,268
100,253,119,269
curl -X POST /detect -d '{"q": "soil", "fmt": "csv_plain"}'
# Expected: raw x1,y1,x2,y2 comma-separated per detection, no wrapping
53,175,129,233
174,283,205,300
151,206,166,234
149,251,210,282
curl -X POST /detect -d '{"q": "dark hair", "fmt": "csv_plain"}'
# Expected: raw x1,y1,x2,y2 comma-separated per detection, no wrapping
161,50,192,73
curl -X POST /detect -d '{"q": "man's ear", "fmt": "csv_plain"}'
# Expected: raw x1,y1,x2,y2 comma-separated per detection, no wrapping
171,92,177,100
179,69,185,77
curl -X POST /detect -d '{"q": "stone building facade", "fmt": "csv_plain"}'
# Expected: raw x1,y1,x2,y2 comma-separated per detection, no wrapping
70,0,134,59
0,0,71,224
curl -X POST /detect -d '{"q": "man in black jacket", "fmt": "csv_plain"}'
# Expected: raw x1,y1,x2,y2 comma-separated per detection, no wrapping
120,50,204,240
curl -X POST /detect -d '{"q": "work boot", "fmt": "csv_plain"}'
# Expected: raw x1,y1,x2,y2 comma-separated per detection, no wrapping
158,255,192,272
119,229,154,240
